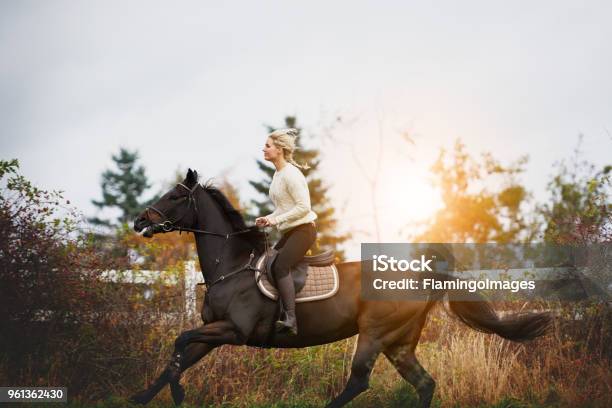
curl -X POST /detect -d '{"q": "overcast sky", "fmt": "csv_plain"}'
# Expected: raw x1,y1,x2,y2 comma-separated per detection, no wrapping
1,1,611,259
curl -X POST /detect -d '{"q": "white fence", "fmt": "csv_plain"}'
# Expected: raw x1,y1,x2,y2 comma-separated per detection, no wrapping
100,263,608,321
100,260,204,319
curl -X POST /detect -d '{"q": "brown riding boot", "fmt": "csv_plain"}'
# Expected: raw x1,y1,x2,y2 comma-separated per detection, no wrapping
275,273,298,335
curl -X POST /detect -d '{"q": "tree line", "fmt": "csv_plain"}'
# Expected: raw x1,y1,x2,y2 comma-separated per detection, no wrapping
1,119,609,402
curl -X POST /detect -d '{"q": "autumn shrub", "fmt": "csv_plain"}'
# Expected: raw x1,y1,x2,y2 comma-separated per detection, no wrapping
0,159,188,400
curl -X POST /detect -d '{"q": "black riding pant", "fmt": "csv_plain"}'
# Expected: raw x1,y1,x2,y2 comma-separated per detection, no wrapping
273,222,317,278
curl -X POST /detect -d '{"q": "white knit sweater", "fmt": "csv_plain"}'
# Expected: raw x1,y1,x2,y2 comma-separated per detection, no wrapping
266,163,317,232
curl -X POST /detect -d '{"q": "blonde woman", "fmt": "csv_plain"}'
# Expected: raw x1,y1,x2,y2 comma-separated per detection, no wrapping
255,128,317,336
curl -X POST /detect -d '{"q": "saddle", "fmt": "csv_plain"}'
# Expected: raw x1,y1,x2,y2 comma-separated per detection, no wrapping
255,248,339,302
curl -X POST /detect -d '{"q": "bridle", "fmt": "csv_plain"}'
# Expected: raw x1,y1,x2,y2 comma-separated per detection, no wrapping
146,182,200,233
144,182,270,289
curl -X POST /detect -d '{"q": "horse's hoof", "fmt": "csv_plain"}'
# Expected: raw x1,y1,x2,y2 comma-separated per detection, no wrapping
128,390,151,405
170,382,185,406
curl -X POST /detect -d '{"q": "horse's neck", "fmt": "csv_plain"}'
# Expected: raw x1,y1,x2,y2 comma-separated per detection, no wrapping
193,193,249,283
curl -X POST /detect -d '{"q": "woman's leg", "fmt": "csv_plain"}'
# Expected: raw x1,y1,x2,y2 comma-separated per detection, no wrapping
272,224,316,334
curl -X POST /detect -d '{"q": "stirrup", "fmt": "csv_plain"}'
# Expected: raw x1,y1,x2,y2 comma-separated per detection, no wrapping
275,312,298,336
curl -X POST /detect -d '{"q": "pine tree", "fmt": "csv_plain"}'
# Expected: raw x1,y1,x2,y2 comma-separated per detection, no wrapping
90,148,158,227
246,116,350,260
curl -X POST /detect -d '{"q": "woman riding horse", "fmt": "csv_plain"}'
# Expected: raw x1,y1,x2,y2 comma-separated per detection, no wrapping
131,167,551,408
255,128,317,335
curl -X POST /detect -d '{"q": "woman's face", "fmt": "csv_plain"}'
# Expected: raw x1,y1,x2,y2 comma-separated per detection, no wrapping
263,137,282,161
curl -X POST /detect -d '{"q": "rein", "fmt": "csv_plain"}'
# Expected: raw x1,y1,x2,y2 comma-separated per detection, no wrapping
145,182,271,289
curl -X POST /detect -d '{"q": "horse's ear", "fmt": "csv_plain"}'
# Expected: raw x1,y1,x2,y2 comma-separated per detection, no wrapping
186,168,198,184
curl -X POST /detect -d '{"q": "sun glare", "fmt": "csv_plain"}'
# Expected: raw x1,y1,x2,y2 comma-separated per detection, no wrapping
377,169,441,239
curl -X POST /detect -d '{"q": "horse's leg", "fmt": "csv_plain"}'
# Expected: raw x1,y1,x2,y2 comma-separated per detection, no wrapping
175,320,244,349
325,334,381,408
131,320,240,406
168,342,219,406
129,342,215,406
169,320,246,405
384,343,435,408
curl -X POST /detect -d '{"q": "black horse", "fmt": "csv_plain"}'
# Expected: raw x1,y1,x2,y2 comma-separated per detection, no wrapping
131,169,551,408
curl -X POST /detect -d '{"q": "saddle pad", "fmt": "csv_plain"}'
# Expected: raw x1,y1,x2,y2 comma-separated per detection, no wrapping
254,256,339,302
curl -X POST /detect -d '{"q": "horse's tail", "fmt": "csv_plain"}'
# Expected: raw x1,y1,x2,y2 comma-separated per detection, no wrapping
447,291,552,342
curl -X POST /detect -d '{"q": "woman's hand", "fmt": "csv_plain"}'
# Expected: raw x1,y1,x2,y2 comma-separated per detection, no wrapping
255,216,273,227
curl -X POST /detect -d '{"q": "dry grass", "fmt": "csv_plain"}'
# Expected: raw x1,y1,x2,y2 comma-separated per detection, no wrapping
5,303,610,407
125,303,610,408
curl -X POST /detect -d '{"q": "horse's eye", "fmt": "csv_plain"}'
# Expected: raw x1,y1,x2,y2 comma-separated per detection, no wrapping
169,195,181,201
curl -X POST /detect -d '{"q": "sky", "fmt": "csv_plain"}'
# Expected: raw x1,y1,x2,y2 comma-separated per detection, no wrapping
1,1,611,260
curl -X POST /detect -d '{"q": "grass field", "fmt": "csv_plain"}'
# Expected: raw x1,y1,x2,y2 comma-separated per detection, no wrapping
13,303,606,408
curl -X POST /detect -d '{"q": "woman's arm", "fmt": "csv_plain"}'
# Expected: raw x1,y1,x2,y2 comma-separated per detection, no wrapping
263,207,282,225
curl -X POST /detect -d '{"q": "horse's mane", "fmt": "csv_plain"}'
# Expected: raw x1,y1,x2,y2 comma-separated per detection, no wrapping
202,179,267,252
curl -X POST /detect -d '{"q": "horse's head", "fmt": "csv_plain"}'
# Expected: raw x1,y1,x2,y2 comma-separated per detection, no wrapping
134,168,200,238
